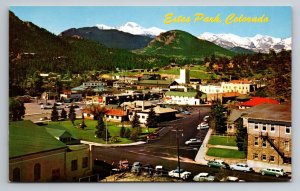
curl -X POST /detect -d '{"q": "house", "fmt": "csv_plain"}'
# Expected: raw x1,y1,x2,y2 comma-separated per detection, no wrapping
128,106,177,124
105,109,127,122
242,103,291,172
239,97,279,109
9,121,93,182
164,91,201,105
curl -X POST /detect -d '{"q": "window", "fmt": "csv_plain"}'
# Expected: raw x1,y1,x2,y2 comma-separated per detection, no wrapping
254,137,259,146
142,116,145,119
12,168,20,182
82,157,89,168
285,127,291,134
262,140,267,148
270,156,275,162
262,154,267,161
34,163,41,181
253,153,258,160
71,160,78,171
271,125,275,132
254,123,259,130
284,141,290,151
262,124,267,131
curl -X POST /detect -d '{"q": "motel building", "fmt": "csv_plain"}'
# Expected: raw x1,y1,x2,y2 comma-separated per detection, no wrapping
242,103,291,172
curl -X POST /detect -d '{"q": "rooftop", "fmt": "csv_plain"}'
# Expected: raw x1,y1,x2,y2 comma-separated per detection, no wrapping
243,103,291,123
9,121,67,158
165,91,198,97
106,109,127,117
240,97,279,107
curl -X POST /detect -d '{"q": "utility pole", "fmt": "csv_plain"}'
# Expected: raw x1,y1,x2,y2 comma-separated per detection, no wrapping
172,127,183,180
105,116,108,144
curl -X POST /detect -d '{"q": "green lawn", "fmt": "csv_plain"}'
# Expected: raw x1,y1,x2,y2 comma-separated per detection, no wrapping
207,148,246,159
208,135,237,146
46,120,157,144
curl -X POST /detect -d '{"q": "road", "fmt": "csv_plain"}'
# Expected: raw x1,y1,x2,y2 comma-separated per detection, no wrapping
92,106,290,182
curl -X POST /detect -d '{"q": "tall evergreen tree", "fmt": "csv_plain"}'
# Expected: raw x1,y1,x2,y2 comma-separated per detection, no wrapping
210,101,227,134
68,104,76,126
146,108,157,133
80,113,87,130
235,118,248,153
60,108,67,120
131,112,140,129
51,105,59,121
95,115,105,138
120,124,126,138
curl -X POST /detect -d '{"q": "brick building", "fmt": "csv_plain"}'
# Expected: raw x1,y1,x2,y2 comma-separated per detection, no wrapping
242,103,291,172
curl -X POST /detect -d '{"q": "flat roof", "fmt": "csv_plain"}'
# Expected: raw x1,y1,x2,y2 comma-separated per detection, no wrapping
243,103,291,123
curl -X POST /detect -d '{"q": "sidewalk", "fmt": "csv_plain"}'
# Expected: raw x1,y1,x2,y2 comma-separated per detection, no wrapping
208,144,238,150
81,140,146,147
194,128,213,165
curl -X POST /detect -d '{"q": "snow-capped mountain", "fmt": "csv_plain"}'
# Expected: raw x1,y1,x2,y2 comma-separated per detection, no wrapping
96,22,165,37
199,32,291,53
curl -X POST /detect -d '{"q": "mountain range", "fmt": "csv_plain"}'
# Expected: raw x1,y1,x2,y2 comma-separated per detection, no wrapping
96,22,165,37
198,32,291,53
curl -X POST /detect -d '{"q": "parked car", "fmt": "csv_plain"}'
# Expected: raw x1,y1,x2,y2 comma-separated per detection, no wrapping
185,138,201,145
154,165,167,176
207,160,229,169
168,168,191,180
142,164,155,175
260,167,286,177
131,162,142,173
223,176,241,182
230,163,254,172
193,172,215,182
197,122,209,130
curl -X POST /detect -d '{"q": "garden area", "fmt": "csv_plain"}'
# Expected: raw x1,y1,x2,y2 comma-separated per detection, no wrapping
46,119,157,144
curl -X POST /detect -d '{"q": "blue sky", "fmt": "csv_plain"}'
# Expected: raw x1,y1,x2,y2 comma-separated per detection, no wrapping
10,6,291,38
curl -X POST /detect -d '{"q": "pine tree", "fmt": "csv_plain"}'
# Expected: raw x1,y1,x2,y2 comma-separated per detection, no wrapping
210,101,227,134
235,118,248,153
80,113,87,130
60,108,67,120
120,124,126,138
131,112,140,129
68,105,76,126
124,128,131,138
51,105,59,121
146,108,157,133
95,115,105,138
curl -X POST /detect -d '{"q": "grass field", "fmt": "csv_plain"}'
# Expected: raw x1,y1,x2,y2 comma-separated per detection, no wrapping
46,120,156,144
207,148,246,159
208,135,237,146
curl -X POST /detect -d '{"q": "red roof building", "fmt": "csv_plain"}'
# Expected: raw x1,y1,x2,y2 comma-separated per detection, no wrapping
239,97,279,109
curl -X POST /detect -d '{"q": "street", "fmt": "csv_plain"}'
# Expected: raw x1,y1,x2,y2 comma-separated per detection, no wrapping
92,106,290,182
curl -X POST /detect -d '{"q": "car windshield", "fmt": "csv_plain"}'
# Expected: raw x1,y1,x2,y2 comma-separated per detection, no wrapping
175,169,184,173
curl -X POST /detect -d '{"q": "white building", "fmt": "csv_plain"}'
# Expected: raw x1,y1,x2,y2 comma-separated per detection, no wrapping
221,80,254,94
164,91,200,105
176,69,190,84
199,84,223,94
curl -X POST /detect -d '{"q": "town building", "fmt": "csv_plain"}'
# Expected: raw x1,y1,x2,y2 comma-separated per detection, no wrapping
9,121,93,182
221,80,256,95
164,91,201,105
136,79,178,91
105,109,127,122
128,106,177,124
242,103,291,172
175,69,190,84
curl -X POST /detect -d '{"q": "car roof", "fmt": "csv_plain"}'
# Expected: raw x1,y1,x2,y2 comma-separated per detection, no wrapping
197,173,209,176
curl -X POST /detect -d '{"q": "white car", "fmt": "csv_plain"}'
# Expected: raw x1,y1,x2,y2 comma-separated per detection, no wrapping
185,138,201,145
168,168,191,180
229,163,254,172
197,122,209,130
193,173,215,182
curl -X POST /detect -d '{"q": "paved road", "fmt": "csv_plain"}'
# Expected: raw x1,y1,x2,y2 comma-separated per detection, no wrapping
92,106,290,182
